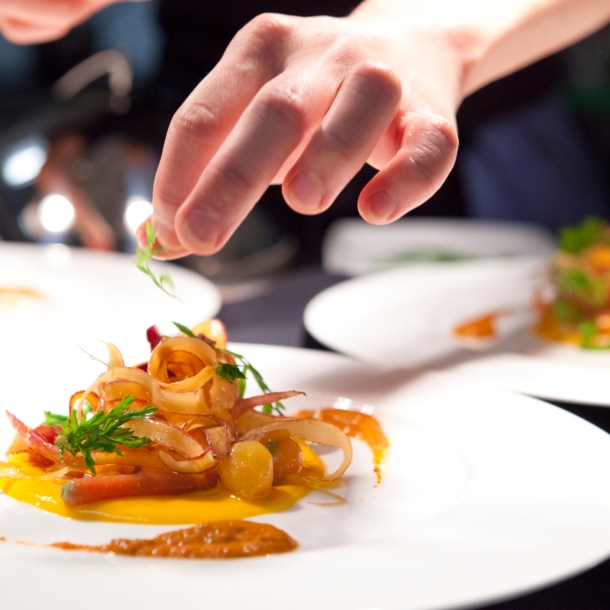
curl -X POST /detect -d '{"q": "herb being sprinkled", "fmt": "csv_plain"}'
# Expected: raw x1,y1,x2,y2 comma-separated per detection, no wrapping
52,396,157,474
135,222,176,298
173,321,284,415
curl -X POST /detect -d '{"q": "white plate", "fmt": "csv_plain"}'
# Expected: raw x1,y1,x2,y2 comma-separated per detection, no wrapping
322,218,555,276
2,344,610,610
0,242,221,382
305,257,610,406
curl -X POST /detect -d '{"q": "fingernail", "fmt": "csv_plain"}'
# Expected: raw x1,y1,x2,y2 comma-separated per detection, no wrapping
149,217,183,257
181,208,220,251
288,172,324,210
366,190,396,223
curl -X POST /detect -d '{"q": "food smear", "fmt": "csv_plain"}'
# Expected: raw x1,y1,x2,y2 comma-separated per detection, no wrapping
0,287,45,311
49,520,297,559
297,408,389,484
453,312,502,341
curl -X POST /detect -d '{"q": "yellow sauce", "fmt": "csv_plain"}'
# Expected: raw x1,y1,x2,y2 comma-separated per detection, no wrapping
0,445,324,525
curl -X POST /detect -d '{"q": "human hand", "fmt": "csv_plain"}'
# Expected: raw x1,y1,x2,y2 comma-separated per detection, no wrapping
143,12,463,259
0,0,143,44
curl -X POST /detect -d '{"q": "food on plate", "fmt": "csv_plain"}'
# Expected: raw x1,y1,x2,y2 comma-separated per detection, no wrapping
0,320,386,534
0,287,44,311
534,217,610,348
50,520,298,559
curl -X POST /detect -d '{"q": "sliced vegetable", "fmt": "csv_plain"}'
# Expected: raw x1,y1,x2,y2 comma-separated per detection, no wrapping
60,471,218,506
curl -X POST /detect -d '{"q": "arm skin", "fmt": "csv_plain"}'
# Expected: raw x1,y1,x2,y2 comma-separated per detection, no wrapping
141,0,610,259
0,0,144,44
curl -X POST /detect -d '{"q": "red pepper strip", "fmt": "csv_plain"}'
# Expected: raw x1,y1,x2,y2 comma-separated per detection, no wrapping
232,391,304,418
6,411,61,462
60,470,219,506
146,324,164,351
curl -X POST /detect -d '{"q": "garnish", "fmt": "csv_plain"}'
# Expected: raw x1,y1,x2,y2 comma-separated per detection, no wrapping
579,320,599,349
173,321,284,414
44,402,92,426
215,362,246,383
53,396,157,474
135,222,176,298
559,217,603,254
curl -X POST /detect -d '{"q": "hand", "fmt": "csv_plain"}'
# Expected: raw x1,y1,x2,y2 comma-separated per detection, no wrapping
0,0,141,44
143,12,462,259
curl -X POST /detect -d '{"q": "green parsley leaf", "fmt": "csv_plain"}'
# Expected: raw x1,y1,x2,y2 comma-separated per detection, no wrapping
579,320,599,349
215,362,246,383
559,217,603,254
173,321,197,338
44,402,92,426
54,396,157,474
135,222,176,298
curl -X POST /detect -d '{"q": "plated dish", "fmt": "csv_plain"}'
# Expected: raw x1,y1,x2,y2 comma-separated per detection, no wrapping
306,253,610,406
0,242,222,396
2,345,610,609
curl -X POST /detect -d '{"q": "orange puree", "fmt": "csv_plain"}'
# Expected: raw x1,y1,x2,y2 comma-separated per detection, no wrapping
453,312,502,340
297,409,389,483
0,446,324,525
50,520,297,559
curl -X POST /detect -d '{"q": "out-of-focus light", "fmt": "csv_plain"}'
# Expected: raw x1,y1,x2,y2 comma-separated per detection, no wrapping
1,137,48,187
124,196,152,235
38,194,75,233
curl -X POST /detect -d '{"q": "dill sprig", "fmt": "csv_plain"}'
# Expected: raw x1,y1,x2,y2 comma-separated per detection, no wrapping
135,222,176,298
173,321,284,415
53,396,157,474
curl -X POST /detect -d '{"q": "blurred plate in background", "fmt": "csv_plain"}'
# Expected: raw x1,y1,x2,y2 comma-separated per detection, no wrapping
305,256,610,406
322,218,555,276
0,242,221,393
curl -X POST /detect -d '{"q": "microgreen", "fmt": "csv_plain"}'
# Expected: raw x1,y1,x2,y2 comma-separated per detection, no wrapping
53,396,157,474
135,222,176,298
215,362,246,383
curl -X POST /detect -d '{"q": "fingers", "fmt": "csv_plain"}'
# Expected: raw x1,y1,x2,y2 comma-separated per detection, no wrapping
172,72,328,255
358,113,459,223
149,18,290,257
282,61,401,215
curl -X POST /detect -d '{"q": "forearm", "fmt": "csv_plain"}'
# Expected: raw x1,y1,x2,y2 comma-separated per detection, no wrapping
349,0,610,97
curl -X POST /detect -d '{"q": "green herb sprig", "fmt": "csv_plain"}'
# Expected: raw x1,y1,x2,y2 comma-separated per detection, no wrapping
173,322,284,414
52,396,157,474
135,222,176,298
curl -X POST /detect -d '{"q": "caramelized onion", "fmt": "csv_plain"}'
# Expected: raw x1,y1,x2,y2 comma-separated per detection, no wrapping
158,448,217,473
242,419,352,482
127,419,205,458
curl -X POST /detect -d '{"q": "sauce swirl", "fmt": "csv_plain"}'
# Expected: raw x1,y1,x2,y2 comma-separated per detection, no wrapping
50,520,297,559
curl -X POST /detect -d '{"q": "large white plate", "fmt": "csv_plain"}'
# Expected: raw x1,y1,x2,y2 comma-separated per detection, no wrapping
0,242,221,381
305,257,610,406
322,217,555,276
2,344,610,610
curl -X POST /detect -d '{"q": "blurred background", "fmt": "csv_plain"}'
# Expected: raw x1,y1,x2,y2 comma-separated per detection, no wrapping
0,0,609,288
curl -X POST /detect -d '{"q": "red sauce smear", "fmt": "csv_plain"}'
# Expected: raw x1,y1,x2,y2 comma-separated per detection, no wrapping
297,408,389,484
49,520,297,559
